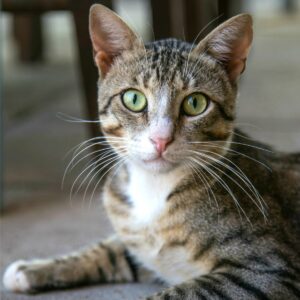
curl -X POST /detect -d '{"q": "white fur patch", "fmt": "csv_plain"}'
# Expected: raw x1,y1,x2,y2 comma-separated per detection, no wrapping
127,164,185,226
3,260,31,293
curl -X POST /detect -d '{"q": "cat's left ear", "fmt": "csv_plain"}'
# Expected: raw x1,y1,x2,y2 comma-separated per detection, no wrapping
89,4,142,77
193,14,253,82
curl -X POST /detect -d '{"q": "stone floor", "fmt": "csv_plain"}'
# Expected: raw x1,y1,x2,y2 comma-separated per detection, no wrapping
1,10,300,300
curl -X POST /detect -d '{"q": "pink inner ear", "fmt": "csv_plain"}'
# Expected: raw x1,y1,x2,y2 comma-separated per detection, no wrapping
227,25,252,81
89,4,142,78
194,14,253,83
228,58,246,81
95,51,113,77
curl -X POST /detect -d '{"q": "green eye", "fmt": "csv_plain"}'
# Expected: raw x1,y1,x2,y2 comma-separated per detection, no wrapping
122,89,147,112
182,93,208,116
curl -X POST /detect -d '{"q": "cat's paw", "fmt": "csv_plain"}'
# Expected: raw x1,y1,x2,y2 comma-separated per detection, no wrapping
3,260,32,293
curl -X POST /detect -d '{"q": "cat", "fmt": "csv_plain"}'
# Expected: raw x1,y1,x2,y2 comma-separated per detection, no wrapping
3,4,300,299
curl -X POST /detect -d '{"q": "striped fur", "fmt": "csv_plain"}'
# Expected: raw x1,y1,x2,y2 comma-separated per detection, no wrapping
3,4,300,299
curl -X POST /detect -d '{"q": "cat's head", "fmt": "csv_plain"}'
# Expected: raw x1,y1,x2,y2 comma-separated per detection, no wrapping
89,4,253,173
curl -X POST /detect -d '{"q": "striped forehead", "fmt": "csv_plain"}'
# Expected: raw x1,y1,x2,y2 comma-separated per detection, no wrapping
142,44,189,86
137,46,230,101
137,42,218,93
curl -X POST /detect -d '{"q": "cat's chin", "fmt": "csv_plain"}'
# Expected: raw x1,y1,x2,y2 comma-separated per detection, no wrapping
139,157,177,173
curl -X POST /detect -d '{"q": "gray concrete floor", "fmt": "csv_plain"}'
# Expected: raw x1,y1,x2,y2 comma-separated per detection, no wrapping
1,11,300,300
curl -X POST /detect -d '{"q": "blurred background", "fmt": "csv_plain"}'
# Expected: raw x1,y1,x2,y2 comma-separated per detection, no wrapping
1,0,300,299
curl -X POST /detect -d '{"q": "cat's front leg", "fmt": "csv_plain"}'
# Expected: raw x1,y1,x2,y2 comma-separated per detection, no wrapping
3,235,138,293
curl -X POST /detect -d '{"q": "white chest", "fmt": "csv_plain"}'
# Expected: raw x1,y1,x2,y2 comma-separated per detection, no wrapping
126,165,184,226
109,164,213,284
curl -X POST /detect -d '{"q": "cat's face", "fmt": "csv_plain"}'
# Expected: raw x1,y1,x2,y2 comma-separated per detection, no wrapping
97,46,235,173
89,5,253,173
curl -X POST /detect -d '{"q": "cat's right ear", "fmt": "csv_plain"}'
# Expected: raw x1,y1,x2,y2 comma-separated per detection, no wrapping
89,4,142,77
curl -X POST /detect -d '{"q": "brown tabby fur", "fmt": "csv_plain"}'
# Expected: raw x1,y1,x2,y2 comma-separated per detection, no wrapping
3,4,299,300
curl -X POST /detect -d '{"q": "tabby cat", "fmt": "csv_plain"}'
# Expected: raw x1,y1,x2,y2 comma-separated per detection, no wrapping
3,4,300,299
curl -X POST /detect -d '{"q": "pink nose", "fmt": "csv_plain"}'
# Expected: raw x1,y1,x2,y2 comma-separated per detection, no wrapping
150,137,172,155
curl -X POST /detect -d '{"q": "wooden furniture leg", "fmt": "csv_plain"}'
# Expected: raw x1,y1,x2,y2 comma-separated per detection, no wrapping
71,0,113,139
150,0,173,40
150,0,219,43
13,13,43,62
150,0,240,43
184,0,218,42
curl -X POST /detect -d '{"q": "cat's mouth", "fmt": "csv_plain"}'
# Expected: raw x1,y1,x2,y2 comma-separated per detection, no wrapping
141,156,176,172
143,157,167,164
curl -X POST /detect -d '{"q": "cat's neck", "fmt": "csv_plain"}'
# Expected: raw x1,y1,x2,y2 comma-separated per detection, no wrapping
126,163,186,226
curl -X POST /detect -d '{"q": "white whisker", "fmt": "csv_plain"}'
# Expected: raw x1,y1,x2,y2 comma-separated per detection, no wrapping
189,156,252,226
189,150,268,220
70,150,125,202
199,149,268,213
188,141,272,171
56,112,103,124
62,147,114,188
65,138,127,178
88,155,129,208
74,151,125,198
189,141,273,153
186,160,218,211
82,152,127,204
64,136,107,160
183,16,221,78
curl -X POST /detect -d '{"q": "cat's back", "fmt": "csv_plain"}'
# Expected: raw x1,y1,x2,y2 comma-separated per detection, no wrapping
232,130,300,240
270,151,300,237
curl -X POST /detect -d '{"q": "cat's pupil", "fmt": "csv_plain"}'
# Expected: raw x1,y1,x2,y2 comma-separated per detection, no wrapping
133,94,137,105
192,97,197,109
